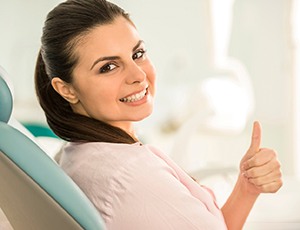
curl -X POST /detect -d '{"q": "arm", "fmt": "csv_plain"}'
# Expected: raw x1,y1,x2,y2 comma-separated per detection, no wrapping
221,121,283,230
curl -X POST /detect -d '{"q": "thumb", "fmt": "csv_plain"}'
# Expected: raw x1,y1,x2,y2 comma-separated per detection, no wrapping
249,121,262,153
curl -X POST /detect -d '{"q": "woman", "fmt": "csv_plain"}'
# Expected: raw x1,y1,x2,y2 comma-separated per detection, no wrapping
35,0,282,229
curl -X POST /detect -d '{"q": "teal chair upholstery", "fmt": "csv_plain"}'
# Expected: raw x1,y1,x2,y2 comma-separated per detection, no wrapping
0,72,106,230
0,73,12,123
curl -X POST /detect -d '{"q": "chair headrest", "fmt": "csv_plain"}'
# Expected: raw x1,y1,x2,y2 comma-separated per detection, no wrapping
0,73,13,123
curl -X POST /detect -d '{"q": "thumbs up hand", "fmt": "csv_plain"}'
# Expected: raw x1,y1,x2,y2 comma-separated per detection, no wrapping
239,121,283,195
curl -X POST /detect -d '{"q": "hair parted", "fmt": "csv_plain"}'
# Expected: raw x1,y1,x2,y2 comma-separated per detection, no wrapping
35,0,136,143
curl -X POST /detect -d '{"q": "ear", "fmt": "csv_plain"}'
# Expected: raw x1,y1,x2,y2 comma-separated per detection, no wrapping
51,77,79,104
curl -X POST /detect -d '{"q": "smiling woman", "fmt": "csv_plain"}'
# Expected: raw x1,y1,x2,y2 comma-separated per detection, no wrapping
35,0,141,144
34,0,282,229
50,19,155,137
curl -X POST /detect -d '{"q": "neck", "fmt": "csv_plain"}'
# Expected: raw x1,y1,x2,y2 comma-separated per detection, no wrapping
111,121,138,141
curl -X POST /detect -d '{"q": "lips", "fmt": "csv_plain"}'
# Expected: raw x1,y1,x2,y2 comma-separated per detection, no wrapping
119,87,148,103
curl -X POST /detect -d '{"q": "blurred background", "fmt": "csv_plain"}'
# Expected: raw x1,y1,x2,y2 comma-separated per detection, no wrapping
1,0,299,176
0,0,300,229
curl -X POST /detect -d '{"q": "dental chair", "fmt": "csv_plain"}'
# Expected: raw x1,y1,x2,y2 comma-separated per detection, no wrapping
0,72,106,229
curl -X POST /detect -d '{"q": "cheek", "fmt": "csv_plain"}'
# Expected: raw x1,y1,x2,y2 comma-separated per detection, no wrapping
146,61,156,86
87,86,118,105
78,88,119,120
75,82,118,112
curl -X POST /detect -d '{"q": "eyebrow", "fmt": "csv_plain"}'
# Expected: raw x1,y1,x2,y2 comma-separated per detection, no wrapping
90,40,144,70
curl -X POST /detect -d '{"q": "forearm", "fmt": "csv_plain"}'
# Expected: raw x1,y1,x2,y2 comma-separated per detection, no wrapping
221,175,259,230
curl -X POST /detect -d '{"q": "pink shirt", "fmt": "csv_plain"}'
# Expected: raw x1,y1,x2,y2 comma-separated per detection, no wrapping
60,142,227,230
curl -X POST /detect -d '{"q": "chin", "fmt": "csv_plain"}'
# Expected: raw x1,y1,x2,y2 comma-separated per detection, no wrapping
132,109,153,122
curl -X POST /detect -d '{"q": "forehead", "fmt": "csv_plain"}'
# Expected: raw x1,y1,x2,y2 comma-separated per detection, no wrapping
74,17,140,59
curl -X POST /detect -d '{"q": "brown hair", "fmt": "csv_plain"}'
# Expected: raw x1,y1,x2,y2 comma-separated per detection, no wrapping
35,0,136,143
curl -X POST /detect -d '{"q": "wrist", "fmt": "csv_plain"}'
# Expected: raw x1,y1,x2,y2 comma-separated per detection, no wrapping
236,173,260,198
221,174,259,230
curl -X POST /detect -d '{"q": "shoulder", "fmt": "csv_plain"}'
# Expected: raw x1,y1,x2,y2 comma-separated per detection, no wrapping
59,142,150,175
59,141,174,188
61,142,144,163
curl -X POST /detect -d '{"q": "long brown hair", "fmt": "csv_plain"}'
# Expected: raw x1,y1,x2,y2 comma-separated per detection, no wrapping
35,0,136,144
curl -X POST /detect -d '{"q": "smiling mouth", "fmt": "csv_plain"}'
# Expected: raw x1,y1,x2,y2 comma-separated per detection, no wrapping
119,88,148,103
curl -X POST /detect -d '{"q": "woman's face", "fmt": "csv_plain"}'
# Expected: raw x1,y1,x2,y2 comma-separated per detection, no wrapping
68,17,156,134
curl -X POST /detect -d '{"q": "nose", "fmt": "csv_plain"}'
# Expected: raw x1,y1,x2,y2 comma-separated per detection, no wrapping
125,61,146,85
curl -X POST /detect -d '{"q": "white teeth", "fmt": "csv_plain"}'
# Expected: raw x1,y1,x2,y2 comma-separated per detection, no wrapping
120,88,147,102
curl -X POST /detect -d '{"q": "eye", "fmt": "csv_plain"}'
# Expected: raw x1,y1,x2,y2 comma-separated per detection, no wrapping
99,63,117,73
132,49,146,60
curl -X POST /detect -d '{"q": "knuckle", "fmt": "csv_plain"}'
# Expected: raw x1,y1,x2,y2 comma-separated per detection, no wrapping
261,180,283,193
263,148,277,158
249,158,259,167
246,169,255,178
250,177,262,186
272,158,282,171
277,160,282,168
261,184,274,193
271,151,277,159
277,169,283,178
270,149,277,156
278,178,283,188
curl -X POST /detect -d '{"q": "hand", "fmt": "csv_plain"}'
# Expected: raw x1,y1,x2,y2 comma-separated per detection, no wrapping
239,121,283,195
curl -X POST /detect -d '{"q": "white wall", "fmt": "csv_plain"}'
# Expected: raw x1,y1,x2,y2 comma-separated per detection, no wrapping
0,0,298,176
0,0,62,122
229,0,294,174
292,0,300,178
113,0,297,176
